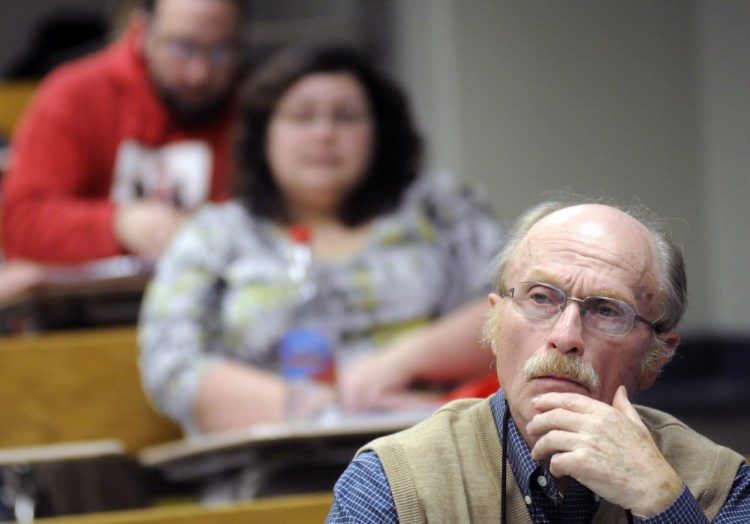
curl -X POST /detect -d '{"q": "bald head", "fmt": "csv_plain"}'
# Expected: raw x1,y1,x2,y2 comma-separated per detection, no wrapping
490,199,687,333
483,199,686,402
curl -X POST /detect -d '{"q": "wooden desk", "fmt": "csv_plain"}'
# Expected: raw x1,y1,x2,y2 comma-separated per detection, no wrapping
0,257,150,334
0,81,37,139
0,326,181,452
31,493,333,524
136,409,432,503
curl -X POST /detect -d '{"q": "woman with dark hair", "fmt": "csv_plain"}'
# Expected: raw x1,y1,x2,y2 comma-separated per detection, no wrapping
138,45,504,434
235,45,421,227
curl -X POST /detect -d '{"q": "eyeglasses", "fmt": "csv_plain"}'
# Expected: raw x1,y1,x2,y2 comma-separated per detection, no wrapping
502,281,662,337
273,109,371,128
159,37,241,69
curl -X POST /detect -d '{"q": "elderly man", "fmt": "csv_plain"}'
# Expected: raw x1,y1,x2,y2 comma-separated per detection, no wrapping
326,199,750,523
1,0,247,264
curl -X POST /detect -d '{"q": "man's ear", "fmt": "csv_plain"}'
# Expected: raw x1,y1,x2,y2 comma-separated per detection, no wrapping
127,8,151,53
639,331,680,390
129,6,151,29
662,331,681,352
488,293,501,307
486,293,502,356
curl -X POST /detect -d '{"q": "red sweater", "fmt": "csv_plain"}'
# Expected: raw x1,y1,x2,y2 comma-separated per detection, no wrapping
0,29,235,263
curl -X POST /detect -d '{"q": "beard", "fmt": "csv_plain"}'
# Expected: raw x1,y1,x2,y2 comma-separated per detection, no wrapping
156,86,233,128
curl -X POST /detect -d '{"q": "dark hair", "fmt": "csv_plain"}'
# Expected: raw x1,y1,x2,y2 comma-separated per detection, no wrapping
234,45,423,226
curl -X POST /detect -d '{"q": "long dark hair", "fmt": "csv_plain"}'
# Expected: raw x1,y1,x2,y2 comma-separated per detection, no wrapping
234,45,423,226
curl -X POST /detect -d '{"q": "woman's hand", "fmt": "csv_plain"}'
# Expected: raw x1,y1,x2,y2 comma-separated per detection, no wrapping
337,333,443,413
337,299,493,413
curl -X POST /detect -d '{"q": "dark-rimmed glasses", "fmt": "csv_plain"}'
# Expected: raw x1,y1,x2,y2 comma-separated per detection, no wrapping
159,37,242,69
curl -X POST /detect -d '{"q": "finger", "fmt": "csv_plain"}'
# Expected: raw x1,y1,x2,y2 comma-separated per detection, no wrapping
548,446,639,488
611,385,644,426
530,428,582,462
526,407,587,438
338,382,372,413
532,391,609,415
337,368,378,413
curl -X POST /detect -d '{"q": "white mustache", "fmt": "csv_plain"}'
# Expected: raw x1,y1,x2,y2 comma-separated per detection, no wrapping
523,352,601,392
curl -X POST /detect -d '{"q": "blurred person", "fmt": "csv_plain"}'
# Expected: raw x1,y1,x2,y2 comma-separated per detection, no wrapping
326,198,750,523
0,0,248,265
138,45,505,434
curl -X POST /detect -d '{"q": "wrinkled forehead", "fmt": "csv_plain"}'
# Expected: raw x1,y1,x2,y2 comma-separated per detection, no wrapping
511,204,661,289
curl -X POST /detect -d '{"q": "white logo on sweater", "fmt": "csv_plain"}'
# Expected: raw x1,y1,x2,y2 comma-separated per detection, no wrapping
111,139,211,210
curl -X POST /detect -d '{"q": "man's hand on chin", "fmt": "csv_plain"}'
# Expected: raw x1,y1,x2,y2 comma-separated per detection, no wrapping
525,385,684,518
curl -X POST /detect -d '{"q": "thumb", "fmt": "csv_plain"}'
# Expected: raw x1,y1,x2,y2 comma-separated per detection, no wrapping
612,385,642,424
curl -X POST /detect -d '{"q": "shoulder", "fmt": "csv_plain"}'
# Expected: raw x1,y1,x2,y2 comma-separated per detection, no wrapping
25,39,130,122
337,451,392,491
403,169,491,209
31,34,146,111
190,200,250,228
409,170,503,239
355,398,501,523
636,404,744,463
363,398,490,457
166,201,254,259
38,41,122,95
394,170,503,243
182,200,266,242
328,451,398,523
635,404,746,504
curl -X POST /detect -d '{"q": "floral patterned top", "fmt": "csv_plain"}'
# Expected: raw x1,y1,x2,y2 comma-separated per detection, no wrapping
138,172,505,432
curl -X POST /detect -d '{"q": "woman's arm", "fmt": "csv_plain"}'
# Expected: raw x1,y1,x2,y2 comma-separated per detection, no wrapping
193,360,286,432
338,298,493,412
139,207,291,433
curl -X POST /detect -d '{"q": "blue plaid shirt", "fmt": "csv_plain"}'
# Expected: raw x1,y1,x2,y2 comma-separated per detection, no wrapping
326,392,750,523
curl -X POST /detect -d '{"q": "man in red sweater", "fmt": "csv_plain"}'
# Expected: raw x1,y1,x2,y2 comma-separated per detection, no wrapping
0,0,247,264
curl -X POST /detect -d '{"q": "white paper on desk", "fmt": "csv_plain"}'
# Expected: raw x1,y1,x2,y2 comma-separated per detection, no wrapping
41,255,152,283
138,406,436,468
257,405,437,437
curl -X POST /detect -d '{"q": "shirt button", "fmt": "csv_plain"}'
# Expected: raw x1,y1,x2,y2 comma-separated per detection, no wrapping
594,495,601,503
537,476,548,487
524,495,532,505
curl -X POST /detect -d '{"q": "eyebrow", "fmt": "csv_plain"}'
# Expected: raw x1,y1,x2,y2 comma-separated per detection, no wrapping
524,270,561,287
523,271,633,304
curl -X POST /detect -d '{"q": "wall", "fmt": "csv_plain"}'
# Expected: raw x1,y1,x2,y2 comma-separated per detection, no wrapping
394,0,750,332
693,0,750,331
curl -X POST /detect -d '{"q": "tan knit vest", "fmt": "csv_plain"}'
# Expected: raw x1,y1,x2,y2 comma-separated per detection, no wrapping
362,397,745,524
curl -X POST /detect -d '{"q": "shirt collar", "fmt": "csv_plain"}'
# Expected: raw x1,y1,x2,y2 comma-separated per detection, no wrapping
490,390,599,509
